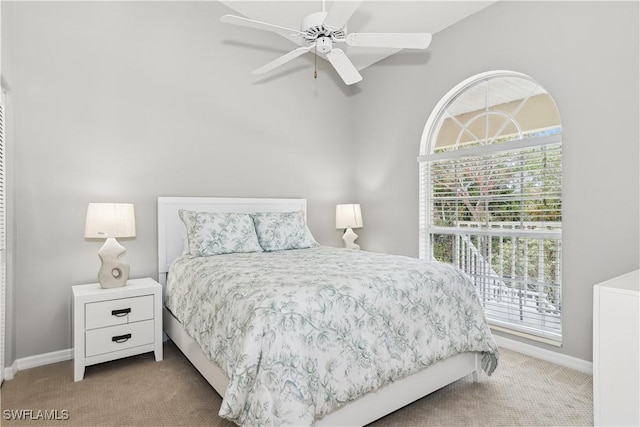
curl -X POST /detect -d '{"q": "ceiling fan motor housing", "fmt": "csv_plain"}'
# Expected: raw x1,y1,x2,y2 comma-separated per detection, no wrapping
301,11,346,45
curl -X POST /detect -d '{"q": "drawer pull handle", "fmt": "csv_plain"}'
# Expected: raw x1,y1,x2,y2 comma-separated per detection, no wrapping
111,308,131,317
112,333,132,343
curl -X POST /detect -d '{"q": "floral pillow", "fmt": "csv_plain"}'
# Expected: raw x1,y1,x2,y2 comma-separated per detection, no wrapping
251,210,319,251
179,210,263,257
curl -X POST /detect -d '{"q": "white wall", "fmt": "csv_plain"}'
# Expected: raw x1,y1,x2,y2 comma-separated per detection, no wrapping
2,1,355,360
352,1,640,362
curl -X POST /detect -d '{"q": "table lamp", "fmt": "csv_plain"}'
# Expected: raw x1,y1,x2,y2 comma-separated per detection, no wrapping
336,203,363,250
85,203,136,288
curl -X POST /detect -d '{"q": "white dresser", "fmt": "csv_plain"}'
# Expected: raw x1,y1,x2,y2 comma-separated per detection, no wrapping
593,269,640,426
72,277,163,381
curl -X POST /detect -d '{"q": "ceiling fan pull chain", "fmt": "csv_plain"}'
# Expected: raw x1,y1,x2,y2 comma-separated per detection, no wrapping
314,44,318,79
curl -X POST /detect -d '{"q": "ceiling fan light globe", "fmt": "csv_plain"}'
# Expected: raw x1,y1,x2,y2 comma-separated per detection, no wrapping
316,37,332,53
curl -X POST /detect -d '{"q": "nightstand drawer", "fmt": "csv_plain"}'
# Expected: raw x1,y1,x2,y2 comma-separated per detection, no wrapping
85,320,155,357
85,295,154,330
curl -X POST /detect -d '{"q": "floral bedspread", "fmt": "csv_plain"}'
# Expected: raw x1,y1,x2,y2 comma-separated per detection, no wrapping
165,246,498,426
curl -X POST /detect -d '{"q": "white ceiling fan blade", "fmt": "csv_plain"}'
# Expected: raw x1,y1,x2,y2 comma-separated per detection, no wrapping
252,46,314,75
324,0,363,29
326,48,362,85
346,33,433,49
221,14,303,37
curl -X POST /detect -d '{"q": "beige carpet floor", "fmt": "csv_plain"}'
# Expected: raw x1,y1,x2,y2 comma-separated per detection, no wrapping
0,341,592,426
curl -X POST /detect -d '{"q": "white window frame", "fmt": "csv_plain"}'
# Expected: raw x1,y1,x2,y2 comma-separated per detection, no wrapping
418,71,562,344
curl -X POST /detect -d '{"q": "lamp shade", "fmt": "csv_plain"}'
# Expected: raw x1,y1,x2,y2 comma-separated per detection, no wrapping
85,203,136,239
335,204,363,229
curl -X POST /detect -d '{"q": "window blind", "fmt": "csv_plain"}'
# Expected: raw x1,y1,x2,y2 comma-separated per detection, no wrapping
420,135,562,342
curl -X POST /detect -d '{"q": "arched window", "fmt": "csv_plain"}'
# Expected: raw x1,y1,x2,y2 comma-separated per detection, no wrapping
418,71,562,344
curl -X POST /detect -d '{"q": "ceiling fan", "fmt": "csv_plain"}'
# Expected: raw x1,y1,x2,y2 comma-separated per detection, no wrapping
220,1,432,85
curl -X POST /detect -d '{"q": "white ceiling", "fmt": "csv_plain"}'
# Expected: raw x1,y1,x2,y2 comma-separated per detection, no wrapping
218,1,497,71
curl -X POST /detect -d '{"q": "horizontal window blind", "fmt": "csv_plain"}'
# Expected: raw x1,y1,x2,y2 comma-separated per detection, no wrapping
430,142,562,227
421,138,562,341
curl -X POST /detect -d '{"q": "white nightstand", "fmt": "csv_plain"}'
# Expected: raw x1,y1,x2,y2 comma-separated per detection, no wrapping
72,277,163,381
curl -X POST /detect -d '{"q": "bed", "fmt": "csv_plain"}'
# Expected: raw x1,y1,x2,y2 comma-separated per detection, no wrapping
158,196,498,426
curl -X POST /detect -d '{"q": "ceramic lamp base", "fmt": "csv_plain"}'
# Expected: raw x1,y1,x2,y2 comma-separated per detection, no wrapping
97,237,130,288
342,227,360,250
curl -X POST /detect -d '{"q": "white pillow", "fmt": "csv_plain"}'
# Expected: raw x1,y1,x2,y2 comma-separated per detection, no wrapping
179,210,263,257
250,210,318,251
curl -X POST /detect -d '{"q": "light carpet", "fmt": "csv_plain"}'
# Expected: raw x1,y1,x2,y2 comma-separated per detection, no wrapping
0,341,592,426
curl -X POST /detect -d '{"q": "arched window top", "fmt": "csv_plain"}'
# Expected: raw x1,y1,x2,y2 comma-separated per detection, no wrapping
419,70,561,156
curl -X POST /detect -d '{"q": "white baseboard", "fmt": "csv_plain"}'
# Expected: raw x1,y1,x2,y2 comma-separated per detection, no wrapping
3,359,18,381
3,348,72,380
494,335,593,374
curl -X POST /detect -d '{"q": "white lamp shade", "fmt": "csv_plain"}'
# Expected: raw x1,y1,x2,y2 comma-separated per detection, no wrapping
336,204,363,229
85,203,136,239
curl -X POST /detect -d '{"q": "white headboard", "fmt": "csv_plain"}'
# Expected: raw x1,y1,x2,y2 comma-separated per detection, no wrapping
157,197,307,285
